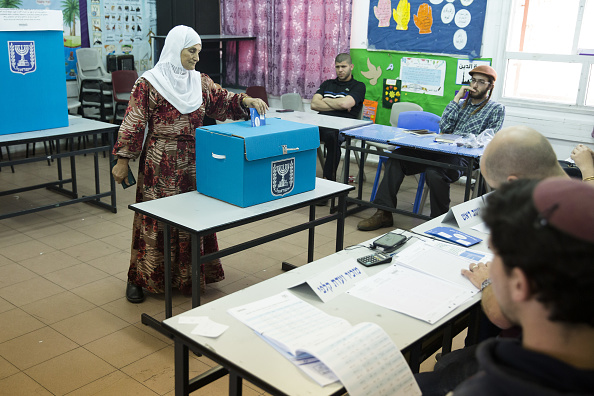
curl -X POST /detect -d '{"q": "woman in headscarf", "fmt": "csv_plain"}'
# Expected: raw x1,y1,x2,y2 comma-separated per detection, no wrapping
112,25,268,303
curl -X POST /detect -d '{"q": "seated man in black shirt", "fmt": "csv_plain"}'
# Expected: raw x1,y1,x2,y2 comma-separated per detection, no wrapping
310,53,366,182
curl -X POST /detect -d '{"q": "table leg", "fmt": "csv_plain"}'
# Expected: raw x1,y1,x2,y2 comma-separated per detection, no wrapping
69,147,78,197
108,131,117,210
191,234,202,309
336,193,346,252
343,136,351,184
464,159,474,201
307,205,315,263
174,340,190,396
92,134,100,196
229,372,243,396
164,224,173,318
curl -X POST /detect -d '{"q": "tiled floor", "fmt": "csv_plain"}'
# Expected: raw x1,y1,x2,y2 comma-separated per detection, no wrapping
0,141,469,395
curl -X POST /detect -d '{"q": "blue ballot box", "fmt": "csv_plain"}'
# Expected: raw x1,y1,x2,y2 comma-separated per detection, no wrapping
0,10,68,135
196,118,319,207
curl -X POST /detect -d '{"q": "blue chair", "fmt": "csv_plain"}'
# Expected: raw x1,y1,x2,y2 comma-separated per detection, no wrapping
370,111,441,214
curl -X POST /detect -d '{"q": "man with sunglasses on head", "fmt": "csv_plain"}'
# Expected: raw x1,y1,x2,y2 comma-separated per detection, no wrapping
358,65,505,231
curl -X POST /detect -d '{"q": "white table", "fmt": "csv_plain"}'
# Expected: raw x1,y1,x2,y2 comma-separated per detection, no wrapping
342,124,486,220
0,115,119,219
268,108,372,132
129,178,354,334
162,201,490,395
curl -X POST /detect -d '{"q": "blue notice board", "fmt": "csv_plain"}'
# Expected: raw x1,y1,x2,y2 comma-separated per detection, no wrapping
368,0,487,58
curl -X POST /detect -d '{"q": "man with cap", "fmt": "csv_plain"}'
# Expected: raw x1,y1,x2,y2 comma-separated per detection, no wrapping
449,178,594,395
358,65,505,231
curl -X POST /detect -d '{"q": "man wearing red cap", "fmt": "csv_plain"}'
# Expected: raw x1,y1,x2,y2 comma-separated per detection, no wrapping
449,178,594,394
358,65,505,231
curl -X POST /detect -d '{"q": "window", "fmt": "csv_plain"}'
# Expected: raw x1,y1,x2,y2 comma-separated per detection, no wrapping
502,0,594,109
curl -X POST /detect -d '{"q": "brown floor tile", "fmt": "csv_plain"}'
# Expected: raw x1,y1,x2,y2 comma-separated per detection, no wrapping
70,276,126,305
0,264,38,289
0,277,65,307
18,250,83,276
121,346,212,395
25,347,116,395
65,371,159,396
76,220,129,240
0,298,15,315
50,307,129,345
20,291,96,325
0,326,78,370
0,231,33,250
85,250,130,275
85,325,168,369
22,222,72,240
0,240,55,263
0,309,45,344
100,295,173,324
0,254,16,268
0,372,53,396
60,239,121,262
0,356,19,381
36,229,95,251
99,230,134,251
43,263,110,290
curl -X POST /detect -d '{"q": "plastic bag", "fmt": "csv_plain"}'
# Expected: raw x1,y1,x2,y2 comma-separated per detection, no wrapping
456,128,495,148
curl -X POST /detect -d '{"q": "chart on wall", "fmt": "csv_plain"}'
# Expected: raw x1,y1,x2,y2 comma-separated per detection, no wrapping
368,0,487,58
87,0,156,74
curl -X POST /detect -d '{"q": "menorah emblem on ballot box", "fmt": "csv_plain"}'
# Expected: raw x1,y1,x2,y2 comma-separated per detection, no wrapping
8,41,36,75
271,157,295,196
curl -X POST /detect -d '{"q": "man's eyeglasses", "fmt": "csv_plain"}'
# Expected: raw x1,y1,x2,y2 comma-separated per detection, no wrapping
470,78,490,86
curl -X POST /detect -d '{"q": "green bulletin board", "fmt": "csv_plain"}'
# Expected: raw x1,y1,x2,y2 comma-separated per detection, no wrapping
350,48,491,126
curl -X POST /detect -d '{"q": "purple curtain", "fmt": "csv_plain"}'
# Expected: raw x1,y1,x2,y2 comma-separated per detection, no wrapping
221,0,352,98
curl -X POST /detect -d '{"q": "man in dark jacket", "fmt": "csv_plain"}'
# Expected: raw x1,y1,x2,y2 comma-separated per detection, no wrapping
449,178,594,395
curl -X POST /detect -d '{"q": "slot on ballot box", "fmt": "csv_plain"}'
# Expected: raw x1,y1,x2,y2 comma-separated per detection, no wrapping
196,118,319,207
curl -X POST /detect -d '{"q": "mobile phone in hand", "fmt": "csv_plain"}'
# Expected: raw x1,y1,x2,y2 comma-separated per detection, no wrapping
110,159,136,189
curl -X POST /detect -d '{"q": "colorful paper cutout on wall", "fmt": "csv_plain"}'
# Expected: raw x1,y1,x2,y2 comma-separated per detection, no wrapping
367,0,488,58
394,0,411,30
413,3,433,34
374,0,392,27
361,58,383,85
382,79,402,108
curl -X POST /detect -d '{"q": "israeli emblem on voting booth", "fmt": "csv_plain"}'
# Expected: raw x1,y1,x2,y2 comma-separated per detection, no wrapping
8,41,36,75
271,157,295,196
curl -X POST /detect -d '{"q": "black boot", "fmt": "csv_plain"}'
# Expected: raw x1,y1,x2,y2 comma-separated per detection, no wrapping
126,282,145,303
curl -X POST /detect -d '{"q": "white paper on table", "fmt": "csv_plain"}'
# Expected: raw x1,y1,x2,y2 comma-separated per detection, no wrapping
289,259,368,302
395,240,492,291
347,264,474,324
227,291,350,384
299,322,421,396
177,316,229,338
258,333,339,386
228,291,352,355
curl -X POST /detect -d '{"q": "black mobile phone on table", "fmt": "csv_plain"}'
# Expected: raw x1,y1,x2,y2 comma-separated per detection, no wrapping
110,159,136,189
372,233,408,252
276,109,295,112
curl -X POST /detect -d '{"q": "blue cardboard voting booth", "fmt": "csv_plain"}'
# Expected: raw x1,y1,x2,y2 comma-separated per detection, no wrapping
196,118,319,207
0,9,68,135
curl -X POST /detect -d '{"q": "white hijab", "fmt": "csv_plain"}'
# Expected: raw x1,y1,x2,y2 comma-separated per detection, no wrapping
142,25,203,114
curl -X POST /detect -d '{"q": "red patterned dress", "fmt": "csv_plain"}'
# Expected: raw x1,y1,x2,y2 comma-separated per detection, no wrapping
113,74,248,294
